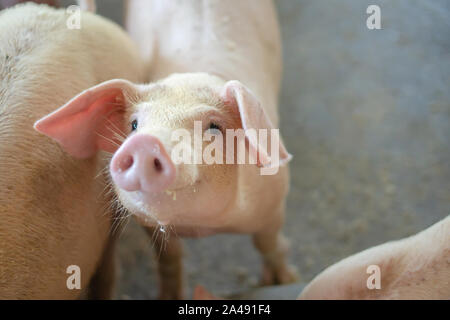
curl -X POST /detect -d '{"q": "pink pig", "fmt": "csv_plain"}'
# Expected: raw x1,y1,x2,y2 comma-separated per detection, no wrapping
35,0,297,299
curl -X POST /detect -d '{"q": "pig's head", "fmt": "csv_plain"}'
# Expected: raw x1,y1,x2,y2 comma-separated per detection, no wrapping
34,73,291,228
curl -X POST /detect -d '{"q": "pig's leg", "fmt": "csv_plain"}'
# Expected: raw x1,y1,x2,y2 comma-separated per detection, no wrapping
145,227,184,299
87,236,117,299
253,215,298,285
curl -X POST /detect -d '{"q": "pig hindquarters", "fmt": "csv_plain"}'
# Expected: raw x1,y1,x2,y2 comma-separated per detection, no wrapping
0,3,143,299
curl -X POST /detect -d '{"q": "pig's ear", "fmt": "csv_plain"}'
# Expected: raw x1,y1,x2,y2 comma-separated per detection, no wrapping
221,80,292,168
34,79,140,159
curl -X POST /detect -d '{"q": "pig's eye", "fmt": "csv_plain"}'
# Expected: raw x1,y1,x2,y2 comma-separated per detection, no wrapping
208,122,221,133
131,119,138,132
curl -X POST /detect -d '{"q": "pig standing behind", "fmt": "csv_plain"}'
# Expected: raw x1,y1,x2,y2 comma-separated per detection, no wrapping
0,3,143,298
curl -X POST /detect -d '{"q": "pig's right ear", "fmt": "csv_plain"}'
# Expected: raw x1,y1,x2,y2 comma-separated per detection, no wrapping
34,79,140,159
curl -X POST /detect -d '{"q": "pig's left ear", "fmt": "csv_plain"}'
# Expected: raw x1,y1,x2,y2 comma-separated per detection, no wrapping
221,80,292,168
34,79,140,159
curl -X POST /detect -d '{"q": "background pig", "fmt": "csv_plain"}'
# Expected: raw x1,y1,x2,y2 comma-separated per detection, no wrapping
299,215,450,299
0,3,143,298
35,0,297,299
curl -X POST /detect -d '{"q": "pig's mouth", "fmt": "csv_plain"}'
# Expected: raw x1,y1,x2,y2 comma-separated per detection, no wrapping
116,179,202,226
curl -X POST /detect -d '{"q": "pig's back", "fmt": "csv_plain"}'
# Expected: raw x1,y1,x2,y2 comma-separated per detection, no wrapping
0,4,143,298
129,0,282,124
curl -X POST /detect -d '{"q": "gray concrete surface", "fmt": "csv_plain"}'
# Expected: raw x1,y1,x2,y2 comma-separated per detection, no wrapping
62,0,450,299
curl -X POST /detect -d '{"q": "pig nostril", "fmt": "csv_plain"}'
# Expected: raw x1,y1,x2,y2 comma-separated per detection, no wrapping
154,158,163,172
117,155,134,172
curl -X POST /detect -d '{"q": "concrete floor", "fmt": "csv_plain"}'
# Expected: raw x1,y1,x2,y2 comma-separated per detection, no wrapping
62,0,450,299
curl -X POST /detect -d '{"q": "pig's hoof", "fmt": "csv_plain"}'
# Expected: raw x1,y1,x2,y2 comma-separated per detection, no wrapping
261,264,299,286
158,289,184,300
158,283,184,300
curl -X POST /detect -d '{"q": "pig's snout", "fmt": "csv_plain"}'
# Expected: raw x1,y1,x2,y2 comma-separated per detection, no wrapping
110,134,176,193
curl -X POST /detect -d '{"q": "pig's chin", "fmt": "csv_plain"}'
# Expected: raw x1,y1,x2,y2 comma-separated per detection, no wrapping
115,182,201,227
